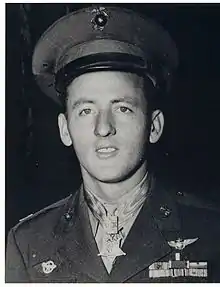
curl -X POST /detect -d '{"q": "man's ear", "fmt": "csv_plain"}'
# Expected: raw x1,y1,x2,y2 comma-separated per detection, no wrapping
58,113,72,146
149,110,164,144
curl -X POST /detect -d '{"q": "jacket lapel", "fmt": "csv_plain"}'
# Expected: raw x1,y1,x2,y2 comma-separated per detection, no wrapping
54,188,109,282
109,176,182,282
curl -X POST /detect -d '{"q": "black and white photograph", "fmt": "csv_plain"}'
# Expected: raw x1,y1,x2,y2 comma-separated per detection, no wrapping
5,2,220,282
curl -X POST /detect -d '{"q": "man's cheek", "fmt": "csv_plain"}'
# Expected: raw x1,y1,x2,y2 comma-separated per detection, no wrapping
72,131,91,145
73,138,93,156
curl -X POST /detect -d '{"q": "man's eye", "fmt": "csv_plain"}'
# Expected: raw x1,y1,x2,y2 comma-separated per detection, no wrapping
79,108,92,116
118,106,133,113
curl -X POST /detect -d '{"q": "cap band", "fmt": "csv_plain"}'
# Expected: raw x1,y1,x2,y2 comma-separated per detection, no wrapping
55,52,165,94
55,39,145,73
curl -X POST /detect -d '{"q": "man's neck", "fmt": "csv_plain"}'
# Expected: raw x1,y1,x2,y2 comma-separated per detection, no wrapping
81,163,147,204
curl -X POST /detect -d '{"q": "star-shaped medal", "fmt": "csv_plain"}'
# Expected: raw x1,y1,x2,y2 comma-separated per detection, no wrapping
98,232,126,257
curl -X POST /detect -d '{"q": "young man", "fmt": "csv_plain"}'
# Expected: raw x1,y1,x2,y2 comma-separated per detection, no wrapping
6,6,220,283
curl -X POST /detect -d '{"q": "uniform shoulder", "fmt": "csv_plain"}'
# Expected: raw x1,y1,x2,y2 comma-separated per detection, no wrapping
174,190,220,213
12,194,73,233
153,176,220,213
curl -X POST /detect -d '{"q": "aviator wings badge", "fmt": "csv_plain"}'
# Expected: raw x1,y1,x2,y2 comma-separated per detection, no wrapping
168,238,198,250
168,237,198,261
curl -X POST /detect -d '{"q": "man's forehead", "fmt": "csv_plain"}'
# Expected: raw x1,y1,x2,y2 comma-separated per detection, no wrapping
68,71,144,90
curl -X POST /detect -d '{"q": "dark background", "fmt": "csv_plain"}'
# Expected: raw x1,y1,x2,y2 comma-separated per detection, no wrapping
6,3,220,235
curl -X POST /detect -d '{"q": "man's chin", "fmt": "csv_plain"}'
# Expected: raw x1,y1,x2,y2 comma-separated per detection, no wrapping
81,159,146,184
95,176,125,184
89,169,134,184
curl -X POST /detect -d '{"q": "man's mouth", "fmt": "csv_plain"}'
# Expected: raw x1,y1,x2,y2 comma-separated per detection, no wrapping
96,147,117,153
95,146,119,158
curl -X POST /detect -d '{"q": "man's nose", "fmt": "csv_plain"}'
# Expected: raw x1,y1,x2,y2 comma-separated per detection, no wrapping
94,110,116,137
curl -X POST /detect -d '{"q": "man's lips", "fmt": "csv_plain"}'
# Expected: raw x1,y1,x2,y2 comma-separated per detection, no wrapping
96,146,117,153
95,146,119,158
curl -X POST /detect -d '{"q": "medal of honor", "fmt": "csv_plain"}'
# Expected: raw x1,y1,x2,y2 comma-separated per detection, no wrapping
103,215,118,234
98,214,126,258
98,232,126,257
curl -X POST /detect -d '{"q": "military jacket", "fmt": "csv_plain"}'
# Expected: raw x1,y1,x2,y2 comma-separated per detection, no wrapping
6,177,220,283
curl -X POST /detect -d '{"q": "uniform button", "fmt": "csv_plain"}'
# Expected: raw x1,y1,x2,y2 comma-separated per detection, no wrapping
160,206,171,217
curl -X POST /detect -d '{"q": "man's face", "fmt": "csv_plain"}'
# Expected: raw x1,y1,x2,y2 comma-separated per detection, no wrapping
58,71,153,183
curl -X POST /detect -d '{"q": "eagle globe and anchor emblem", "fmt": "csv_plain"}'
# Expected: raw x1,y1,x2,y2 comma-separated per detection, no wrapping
91,7,109,31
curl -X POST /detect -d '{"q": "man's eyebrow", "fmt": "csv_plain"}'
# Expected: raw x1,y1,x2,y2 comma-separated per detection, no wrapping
71,99,95,110
111,97,139,106
70,97,140,109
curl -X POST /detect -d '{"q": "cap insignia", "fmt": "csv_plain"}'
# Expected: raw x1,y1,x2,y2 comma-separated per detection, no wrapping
91,7,109,31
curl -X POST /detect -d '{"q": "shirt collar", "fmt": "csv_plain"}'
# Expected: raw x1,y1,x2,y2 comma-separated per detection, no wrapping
84,172,150,230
